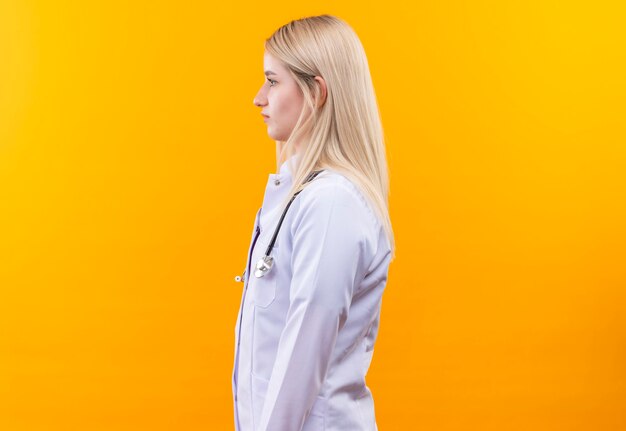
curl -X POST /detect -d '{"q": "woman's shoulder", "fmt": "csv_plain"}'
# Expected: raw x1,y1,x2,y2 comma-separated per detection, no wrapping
296,169,380,230
290,169,390,260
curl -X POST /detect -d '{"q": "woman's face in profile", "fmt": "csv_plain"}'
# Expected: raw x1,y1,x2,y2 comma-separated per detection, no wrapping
253,52,305,143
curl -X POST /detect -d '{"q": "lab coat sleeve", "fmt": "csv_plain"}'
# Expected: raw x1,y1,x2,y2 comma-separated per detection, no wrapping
256,183,366,431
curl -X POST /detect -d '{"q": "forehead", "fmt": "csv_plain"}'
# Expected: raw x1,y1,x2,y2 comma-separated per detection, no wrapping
263,51,287,76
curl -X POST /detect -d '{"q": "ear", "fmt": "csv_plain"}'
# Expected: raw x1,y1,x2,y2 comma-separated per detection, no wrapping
314,76,327,108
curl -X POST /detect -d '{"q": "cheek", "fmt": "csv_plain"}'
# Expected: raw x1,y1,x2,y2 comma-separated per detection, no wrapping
271,88,304,121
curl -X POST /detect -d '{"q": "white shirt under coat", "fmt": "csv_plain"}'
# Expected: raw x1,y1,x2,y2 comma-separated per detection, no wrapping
232,155,392,431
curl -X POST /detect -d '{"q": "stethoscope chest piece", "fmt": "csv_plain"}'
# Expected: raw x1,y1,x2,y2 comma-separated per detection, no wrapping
254,255,274,278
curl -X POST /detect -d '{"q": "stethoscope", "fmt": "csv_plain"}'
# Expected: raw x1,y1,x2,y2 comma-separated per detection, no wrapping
234,170,324,283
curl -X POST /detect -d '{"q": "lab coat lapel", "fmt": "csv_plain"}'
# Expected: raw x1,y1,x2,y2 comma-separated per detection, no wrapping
258,155,297,241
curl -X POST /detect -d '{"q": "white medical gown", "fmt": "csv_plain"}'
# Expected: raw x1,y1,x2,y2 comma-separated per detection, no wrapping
232,156,392,431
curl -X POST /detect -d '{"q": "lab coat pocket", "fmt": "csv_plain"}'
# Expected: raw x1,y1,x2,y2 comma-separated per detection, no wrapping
251,270,277,308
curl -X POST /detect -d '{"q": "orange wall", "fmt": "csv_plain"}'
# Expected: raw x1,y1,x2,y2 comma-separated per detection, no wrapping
1,1,625,430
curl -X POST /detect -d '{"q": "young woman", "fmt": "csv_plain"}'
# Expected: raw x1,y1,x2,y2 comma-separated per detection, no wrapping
232,15,395,431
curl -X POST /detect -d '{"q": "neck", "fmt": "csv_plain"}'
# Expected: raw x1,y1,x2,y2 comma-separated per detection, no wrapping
276,142,304,167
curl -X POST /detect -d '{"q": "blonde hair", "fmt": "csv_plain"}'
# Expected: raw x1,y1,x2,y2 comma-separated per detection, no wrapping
266,14,395,259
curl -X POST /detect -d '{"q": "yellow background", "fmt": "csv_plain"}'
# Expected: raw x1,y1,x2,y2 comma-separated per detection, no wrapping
1,1,625,430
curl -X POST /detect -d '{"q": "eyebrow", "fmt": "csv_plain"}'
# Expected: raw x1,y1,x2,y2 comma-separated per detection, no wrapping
264,70,277,76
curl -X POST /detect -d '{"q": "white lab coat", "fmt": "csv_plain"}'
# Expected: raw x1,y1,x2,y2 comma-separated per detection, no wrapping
232,155,392,431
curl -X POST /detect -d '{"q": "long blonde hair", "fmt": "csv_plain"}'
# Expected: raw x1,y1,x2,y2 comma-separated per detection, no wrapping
266,15,395,259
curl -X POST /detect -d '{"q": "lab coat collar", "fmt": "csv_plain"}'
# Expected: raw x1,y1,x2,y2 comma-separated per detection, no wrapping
277,153,301,177
261,153,300,236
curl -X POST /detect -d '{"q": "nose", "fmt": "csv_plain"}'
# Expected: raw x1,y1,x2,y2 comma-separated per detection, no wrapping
253,84,268,107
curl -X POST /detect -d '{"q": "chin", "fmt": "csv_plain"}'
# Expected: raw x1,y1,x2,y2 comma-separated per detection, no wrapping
267,129,287,142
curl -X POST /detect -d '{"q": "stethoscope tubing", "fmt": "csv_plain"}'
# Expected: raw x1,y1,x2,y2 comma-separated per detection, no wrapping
254,169,325,278
263,170,324,256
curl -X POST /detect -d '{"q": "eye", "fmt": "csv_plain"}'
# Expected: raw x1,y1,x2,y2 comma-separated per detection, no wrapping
267,78,277,87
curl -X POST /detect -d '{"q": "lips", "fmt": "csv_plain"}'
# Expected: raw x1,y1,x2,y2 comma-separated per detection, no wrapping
261,113,270,119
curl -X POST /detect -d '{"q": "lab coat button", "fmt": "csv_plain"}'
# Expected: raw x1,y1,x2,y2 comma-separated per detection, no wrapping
274,179,281,186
